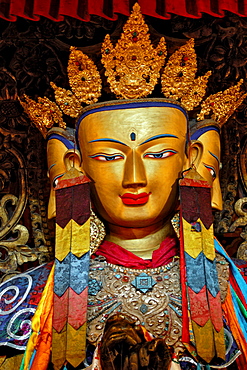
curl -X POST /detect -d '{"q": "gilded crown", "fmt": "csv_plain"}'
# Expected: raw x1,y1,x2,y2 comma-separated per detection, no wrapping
197,80,247,126
21,95,65,137
20,3,247,137
161,38,212,111
101,4,166,99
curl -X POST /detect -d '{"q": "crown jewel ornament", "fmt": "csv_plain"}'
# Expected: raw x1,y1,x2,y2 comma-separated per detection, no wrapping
197,79,247,126
50,82,82,119
21,95,65,138
163,38,197,93
20,2,246,137
67,46,101,104
101,3,166,99
161,38,212,111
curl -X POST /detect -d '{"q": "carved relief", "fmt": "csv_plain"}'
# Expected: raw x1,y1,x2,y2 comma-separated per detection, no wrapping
0,71,53,280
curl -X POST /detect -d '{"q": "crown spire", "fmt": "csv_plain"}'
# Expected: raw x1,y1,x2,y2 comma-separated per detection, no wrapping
161,38,211,111
21,95,65,138
50,47,102,117
67,47,101,105
101,3,167,99
197,79,247,126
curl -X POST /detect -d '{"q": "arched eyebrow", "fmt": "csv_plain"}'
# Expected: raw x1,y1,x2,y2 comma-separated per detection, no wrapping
209,150,220,164
88,138,127,146
139,134,178,146
48,163,56,171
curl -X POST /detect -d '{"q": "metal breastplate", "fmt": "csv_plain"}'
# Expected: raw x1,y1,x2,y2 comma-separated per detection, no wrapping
87,255,184,353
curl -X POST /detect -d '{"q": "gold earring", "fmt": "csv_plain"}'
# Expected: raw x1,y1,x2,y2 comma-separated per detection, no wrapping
90,209,106,255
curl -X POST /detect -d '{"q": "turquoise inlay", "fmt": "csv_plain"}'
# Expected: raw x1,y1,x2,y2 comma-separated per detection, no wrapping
168,303,182,317
140,304,148,314
106,302,122,315
131,272,156,293
169,296,182,304
130,132,136,141
89,301,116,323
93,299,116,307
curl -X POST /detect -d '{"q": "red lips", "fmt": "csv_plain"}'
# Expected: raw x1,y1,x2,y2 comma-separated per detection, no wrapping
120,192,151,205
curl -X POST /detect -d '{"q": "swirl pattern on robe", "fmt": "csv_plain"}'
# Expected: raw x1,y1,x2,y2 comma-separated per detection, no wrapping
0,262,53,350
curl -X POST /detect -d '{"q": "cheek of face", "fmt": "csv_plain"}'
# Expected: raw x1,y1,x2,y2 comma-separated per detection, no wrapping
197,130,222,211
47,139,68,219
78,106,188,228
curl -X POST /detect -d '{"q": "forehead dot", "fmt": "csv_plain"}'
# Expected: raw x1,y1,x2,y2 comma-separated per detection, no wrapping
130,132,136,141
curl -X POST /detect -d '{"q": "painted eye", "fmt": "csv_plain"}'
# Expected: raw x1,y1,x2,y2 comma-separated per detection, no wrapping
53,174,64,188
204,164,216,180
144,149,177,159
89,154,124,161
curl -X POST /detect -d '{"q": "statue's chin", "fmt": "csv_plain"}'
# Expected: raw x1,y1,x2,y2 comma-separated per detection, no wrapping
91,197,178,231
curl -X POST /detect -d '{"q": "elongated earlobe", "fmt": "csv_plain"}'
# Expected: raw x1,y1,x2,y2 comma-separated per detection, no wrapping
187,140,203,170
63,149,82,172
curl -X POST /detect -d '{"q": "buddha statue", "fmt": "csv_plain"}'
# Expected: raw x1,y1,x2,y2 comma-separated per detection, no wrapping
1,4,246,370
72,101,245,370
75,100,203,369
39,100,245,370
46,127,79,219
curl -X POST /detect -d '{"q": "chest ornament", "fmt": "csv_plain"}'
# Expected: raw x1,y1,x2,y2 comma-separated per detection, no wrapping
87,256,184,354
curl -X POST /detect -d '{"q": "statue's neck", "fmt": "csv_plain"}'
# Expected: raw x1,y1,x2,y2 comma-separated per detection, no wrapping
105,220,176,259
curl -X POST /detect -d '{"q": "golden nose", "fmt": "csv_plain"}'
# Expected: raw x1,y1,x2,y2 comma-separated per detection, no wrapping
122,151,147,188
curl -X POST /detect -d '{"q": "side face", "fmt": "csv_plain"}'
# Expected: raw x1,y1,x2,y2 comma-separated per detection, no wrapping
196,129,222,211
78,106,189,229
47,138,68,219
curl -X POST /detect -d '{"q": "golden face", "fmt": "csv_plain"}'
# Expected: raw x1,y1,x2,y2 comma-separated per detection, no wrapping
78,106,189,228
47,139,68,219
196,129,222,211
